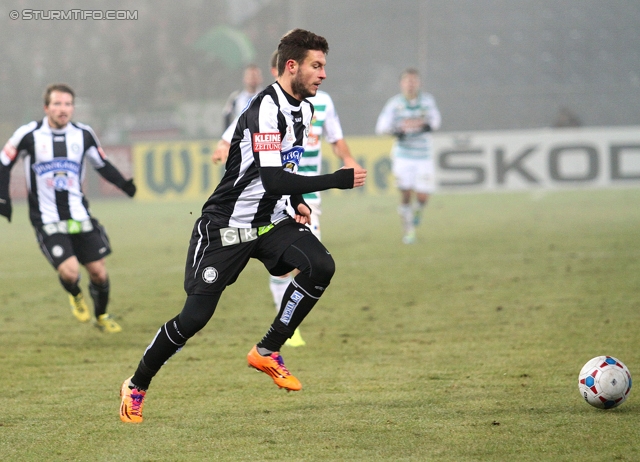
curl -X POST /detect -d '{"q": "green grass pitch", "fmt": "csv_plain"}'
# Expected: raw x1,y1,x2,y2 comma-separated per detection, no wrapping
1,188,639,461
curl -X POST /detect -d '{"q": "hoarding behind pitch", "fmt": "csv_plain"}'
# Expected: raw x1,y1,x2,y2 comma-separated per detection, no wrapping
432,126,640,191
130,127,640,201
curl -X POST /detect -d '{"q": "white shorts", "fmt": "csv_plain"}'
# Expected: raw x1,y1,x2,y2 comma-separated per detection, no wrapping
286,200,322,240
306,202,322,240
392,157,435,193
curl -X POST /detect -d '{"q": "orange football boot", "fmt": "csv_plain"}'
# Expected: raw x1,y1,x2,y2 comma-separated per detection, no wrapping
247,345,302,391
120,376,146,423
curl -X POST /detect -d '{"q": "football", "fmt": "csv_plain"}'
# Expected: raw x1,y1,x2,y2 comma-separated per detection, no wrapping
578,356,632,409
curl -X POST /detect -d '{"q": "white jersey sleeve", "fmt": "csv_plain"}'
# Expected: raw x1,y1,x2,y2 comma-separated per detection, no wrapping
74,122,109,169
375,97,398,135
423,93,442,131
1,121,38,167
221,118,237,143
319,94,343,144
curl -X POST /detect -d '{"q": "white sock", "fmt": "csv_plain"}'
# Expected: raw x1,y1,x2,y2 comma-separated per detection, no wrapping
269,274,293,310
398,204,413,233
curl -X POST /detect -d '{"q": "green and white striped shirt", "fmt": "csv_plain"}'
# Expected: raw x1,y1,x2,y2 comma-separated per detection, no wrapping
299,91,344,203
375,91,441,159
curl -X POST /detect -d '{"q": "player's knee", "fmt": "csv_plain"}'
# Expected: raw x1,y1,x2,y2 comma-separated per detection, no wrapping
57,259,80,283
178,310,209,339
85,259,107,282
178,293,220,338
309,251,335,285
88,271,108,285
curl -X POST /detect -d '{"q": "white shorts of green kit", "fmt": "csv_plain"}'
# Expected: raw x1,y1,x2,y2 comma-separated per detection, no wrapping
286,201,322,240
307,203,322,240
392,156,435,194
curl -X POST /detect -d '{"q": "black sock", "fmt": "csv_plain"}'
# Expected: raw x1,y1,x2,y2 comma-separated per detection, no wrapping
130,359,156,391
59,276,81,297
89,278,110,318
131,315,188,390
258,272,327,352
130,294,220,390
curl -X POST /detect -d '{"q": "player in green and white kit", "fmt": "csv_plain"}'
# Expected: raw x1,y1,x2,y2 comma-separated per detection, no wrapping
376,68,441,244
296,89,358,239
268,89,361,345
213,52,360,346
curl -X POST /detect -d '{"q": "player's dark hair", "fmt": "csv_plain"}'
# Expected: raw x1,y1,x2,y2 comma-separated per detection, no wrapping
44,83,75,106
401,68,420,79
277,29,329,76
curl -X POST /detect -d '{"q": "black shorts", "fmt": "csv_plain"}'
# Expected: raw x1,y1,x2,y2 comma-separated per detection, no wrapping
35,218,112,269
183,216,317,295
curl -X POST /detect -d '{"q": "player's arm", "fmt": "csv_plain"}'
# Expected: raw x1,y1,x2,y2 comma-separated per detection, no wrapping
87,145,136,197
255,97,366,194
375,99,397,136
221,91,239,131
375,99,407,140
0,162,12,222
0,125,33,222
425,94,442,131
211,120,236,165
212,139,230,165
260,166,364,195
256,136,366,195
79,126,136,197
289,194,311,225
330,139,361,169
94,157,136,197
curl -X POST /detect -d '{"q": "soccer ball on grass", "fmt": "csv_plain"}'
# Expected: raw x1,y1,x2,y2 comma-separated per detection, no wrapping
578,356,632,409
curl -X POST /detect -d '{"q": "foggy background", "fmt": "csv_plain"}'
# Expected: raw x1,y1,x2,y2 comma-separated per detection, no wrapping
1,0,639,144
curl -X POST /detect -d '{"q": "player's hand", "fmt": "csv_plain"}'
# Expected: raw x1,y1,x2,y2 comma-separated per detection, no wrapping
295,203,311,225
212,140,230,164
392,130,406,141
122,179,136,197
351,167,367,188
0,197,12,222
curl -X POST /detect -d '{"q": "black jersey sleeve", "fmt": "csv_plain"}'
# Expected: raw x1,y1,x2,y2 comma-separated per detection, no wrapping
0,127,32,222
96,160,136,197
260,166,354,196
289,194,312,216
0,164,11,221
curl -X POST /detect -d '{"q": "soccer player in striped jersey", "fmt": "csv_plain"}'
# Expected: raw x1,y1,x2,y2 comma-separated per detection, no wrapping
376,68,441,244
120,29,367,422
213,50,361,347
0,84,137,332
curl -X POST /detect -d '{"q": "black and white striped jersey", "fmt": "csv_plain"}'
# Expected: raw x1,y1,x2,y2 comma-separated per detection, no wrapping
202,82,314,228
0,118,128,227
